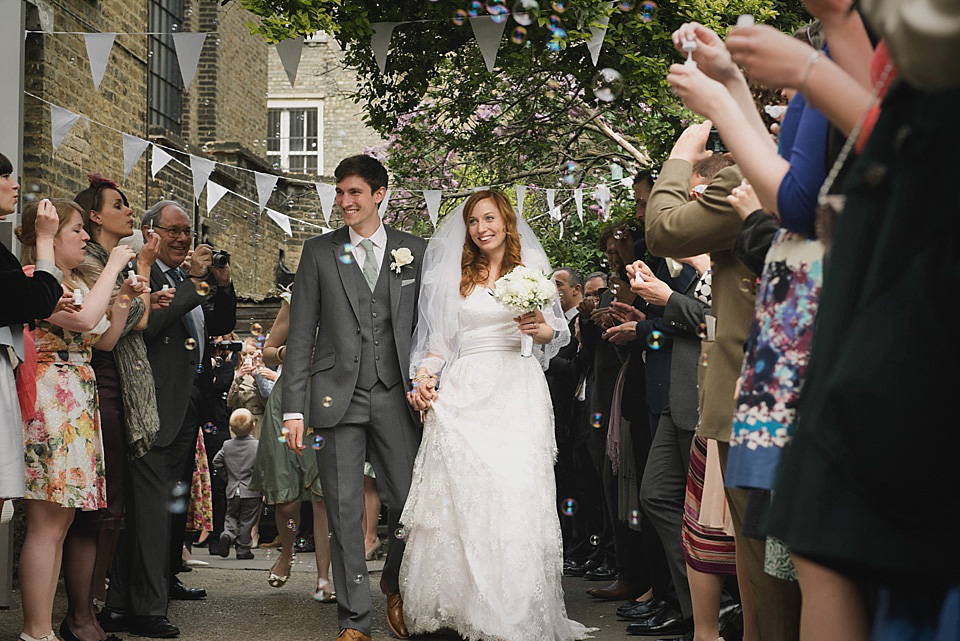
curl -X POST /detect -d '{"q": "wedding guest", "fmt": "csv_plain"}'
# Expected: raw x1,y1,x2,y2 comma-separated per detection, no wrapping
17,198,143,641
101,200,235,639
0,154,65,513
228,340,266,437
214,409,260,560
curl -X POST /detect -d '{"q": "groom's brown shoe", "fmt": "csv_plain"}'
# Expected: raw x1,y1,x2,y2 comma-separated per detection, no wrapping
336,629,371,641
380,576,410,639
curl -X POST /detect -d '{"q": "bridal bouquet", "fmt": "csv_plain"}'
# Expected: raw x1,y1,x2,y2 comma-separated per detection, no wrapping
490,265,557,357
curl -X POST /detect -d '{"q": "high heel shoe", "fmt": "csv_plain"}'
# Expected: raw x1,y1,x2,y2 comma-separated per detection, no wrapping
268,557,293,588
313,578,337,603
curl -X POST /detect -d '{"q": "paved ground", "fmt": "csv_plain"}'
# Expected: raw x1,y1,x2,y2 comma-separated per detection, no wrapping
0,551,663,640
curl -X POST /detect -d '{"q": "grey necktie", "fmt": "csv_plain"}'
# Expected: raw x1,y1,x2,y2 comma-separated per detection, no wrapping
358,238,379,292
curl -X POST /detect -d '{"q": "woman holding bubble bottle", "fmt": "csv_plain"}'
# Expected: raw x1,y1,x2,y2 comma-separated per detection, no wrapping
0,154,73,521
16,197,148,641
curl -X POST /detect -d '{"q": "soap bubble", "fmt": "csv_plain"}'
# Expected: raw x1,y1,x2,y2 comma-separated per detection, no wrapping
134,359,144,371
647,330,663,350
639,1,657,22
452,9,468,25
551,0,567,12
338,243,355,264
629,509,640,526
561,498,578,516
184,338,197,350
591,413,603,428
322,396,333,408
394,527,406,540
313,435,325,450
510,26,527,44
354,574,364,584
287,519,297,530
548,14,561,28
697,323,708,339
589,534,600,546
563,160,578,185
512,0,539,26
196,281,210,295
117,294,131,309
251,323,263,336
546,78,561,98
619,0,634,10
469,0,483,16
592,68,624,102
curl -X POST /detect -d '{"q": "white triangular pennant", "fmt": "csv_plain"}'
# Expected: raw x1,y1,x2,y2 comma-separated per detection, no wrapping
151,144,173,177
266,208,293,236
378,189,392,219
315,183,336,226
423,190,442,226
189,154,216,203
121,133,149,180
472,185,490,192
50,105,80,154
207,181,228,216
546,188,561,220
593,184,611,219
470,16,507,73
275,37,305,87
370,22,400,74
559,220,565,239
84,33,116,89
255,172,278,213
587,3,614,66
171,32,206,91
574,188,584,223
515,185,527,218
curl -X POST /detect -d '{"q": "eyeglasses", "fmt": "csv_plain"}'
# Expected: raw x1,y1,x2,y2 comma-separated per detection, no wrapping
152,225,193,238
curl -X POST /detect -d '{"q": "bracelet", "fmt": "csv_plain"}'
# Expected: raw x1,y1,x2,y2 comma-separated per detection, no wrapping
277,345,286,363
412,373,436,383
799,50,822,96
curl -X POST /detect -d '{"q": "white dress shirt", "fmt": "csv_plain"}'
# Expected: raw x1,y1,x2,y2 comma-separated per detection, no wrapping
283,222,387,423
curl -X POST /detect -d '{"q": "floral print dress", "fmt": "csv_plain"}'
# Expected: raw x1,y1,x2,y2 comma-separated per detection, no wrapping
24,312,108,509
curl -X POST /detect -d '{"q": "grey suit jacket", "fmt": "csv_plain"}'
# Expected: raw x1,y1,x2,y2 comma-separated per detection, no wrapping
662,283,709,432
213,436,260,499
283,225,426,428
144,262,237,447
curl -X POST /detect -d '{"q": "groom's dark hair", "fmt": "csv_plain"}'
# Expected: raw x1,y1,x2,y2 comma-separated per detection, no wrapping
335,155,388,194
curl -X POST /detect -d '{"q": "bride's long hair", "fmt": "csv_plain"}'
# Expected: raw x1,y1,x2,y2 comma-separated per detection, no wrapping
459,189,523,297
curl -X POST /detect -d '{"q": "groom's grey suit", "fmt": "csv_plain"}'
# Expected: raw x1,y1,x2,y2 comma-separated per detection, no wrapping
283,224,426,634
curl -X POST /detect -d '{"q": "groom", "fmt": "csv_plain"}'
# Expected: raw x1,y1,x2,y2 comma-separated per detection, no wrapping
282,155,426,641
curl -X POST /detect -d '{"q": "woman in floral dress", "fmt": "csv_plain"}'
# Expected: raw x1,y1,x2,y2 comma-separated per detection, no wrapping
16,198,146,641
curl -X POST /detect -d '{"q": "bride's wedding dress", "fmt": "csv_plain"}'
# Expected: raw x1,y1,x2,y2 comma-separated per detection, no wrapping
400,287,594,641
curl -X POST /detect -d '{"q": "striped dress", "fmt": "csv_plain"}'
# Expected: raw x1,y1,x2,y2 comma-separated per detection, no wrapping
681,435,736,574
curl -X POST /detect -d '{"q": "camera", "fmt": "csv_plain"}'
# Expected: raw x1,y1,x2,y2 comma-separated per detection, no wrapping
211,249,230,268
218,340,244,352
707,128,728,154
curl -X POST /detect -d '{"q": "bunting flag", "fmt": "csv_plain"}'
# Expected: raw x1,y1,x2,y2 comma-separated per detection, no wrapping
265,208,293,236
189,154,216,203
255,171,278,213
559,220,565,239
470,16,507,72
315,182,336,226
574,188,584,223
171,32,206,91
423,190,442,226
515,185,527,218
151,144,173,177
587,3,614,66
84,33,116,89
472,185,490,192
50,105,80,154
546,188,561,220
593,184,611,219
378,189,392,218
207,180,228,216
275,37,305,87
370,22,400,74
121,133,150,179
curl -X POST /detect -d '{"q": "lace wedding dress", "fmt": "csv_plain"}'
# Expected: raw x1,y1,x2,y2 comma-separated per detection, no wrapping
400,287,595,641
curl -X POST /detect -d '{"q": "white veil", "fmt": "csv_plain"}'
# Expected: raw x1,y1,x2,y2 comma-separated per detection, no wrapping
409,197,570,379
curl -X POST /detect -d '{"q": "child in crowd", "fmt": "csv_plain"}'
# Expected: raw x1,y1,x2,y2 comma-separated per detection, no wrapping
213,408,261,560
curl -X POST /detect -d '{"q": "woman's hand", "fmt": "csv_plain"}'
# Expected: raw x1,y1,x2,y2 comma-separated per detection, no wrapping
35,199,60,240
52,290,81,315
666,64,733,120
406,368,438,411
256,367,279,382
105,245,136,275
137,229,162,268
727,179,764,219
628,262,674,306
726,25,816,90
515,311,540,336
672,22,740,83
118,274,150,301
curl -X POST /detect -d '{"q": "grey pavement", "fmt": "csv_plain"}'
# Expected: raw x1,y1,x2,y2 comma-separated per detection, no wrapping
0,550,666,640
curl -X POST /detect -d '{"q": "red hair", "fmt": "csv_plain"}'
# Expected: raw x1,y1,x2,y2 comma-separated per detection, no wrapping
459,190,523,297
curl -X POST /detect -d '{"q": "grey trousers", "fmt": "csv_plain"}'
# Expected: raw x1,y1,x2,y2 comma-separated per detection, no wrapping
223,495,261,555
315,382,421,635
639,409,695,619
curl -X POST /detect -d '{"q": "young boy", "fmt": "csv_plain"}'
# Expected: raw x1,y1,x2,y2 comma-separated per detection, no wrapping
213,408,261,560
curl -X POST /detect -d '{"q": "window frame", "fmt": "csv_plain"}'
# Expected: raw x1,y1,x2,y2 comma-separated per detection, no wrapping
148,0,184,135
267,99,324,176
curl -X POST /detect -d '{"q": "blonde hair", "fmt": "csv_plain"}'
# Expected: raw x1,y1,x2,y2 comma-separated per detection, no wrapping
17,198,91,291
229,408,255,438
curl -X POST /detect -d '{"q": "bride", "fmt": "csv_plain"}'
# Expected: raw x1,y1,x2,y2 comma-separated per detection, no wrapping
402,189,595,641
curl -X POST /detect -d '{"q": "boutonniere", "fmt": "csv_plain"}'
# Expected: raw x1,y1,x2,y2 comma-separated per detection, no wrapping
390,247,414,275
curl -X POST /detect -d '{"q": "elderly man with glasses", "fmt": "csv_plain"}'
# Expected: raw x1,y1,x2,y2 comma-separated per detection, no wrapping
100,200,236,638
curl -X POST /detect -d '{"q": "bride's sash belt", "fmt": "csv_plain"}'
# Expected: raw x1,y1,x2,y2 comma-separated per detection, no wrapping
458,336,521,357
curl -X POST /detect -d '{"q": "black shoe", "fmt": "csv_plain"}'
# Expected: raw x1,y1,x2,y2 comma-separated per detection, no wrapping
219,531,232,558
564,557,600,577
625,609,690,636
618,596,667,620
207,541,220,556
584,562,617,581
193,538,209,548
719,602,744,640
654,632,692,641
97,607,129,632
236,551,254,560
59,620,82,641
128,615,180,638
169,577,207,600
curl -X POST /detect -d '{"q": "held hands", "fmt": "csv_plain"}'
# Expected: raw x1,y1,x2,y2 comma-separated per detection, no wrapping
727,179,764,219
284,418,304,455
672,22,739,83
406,367,438,412
150,287,175,311
35,199,60,240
